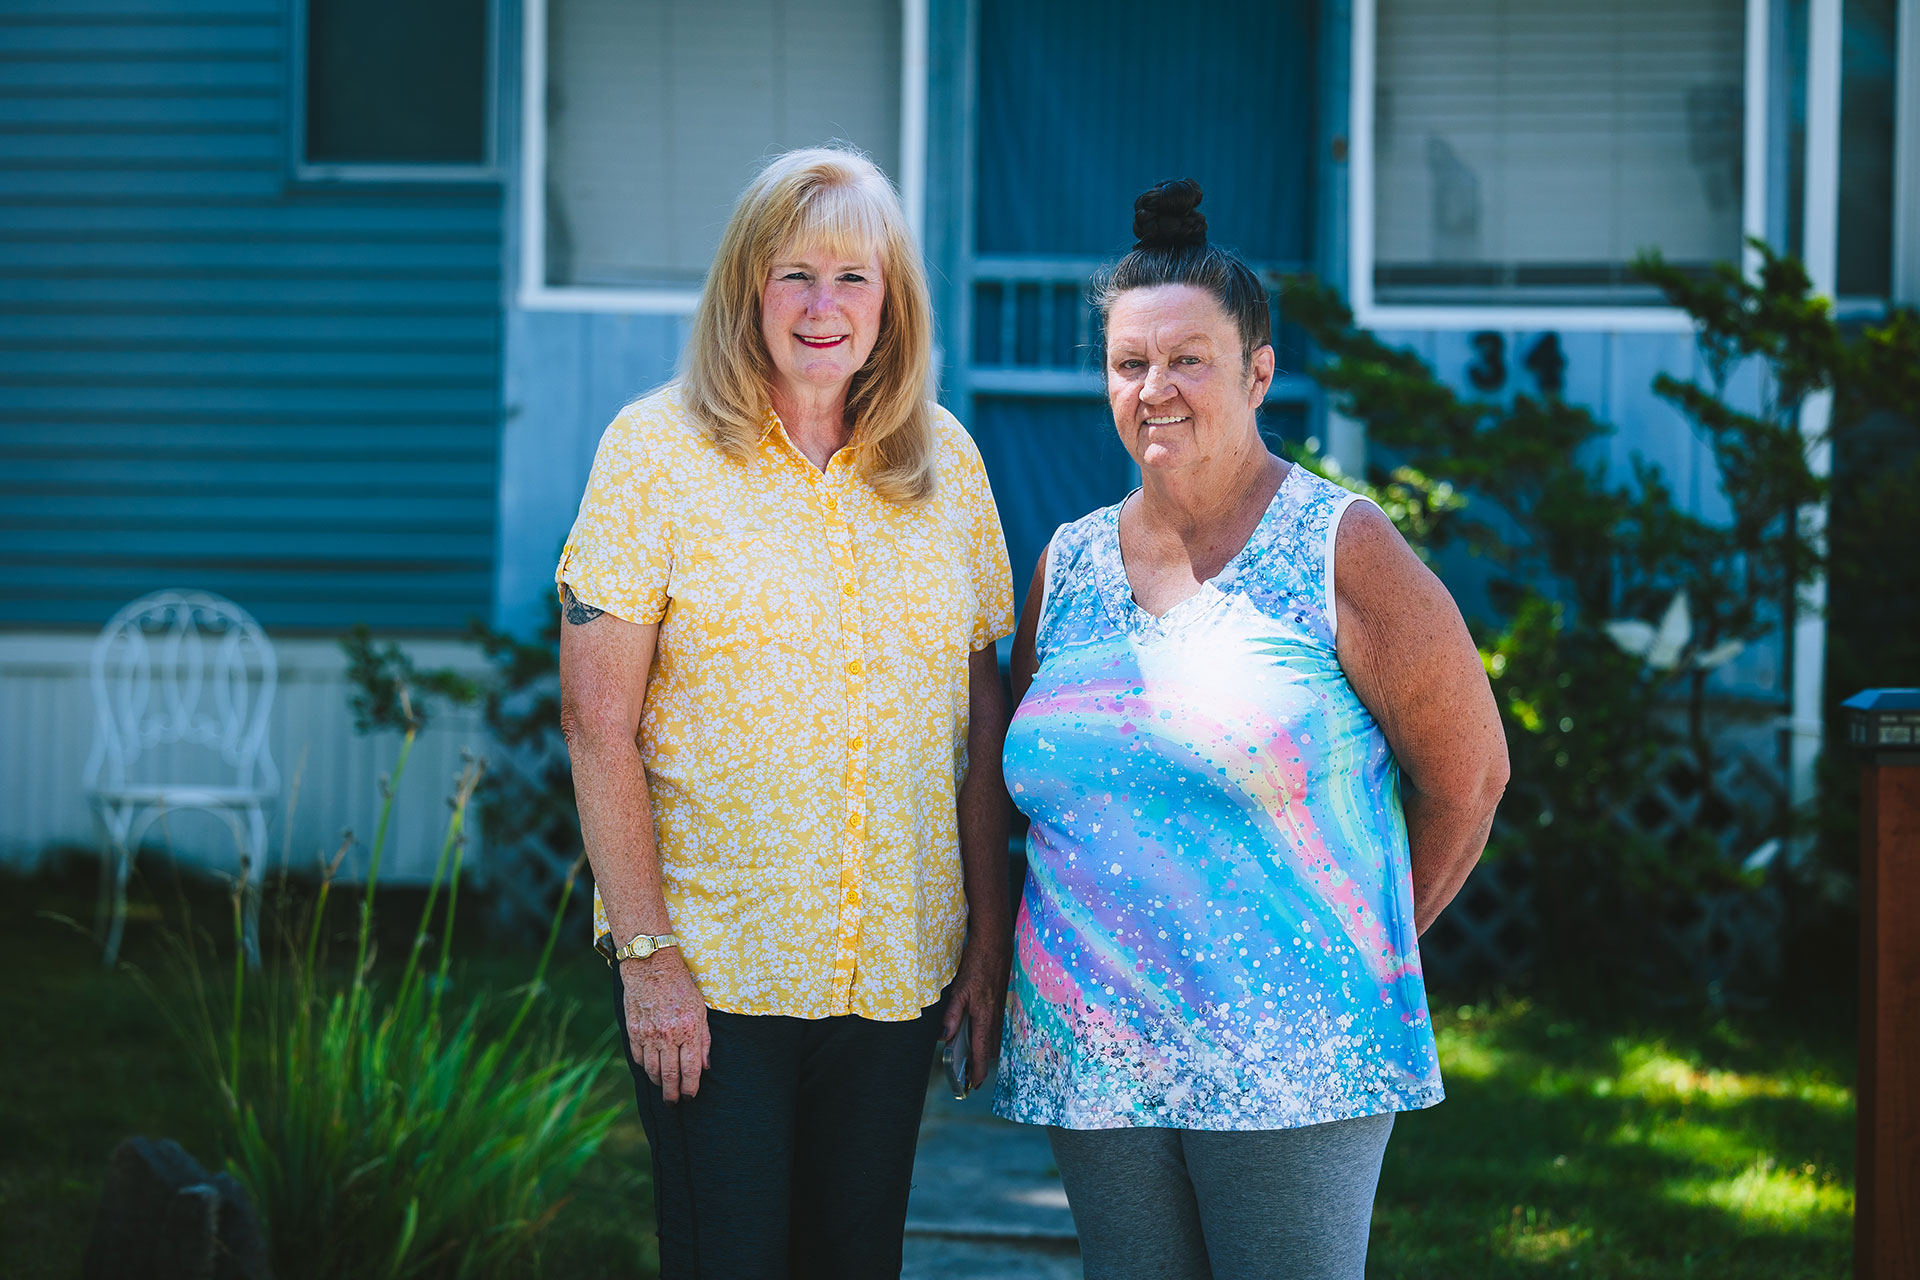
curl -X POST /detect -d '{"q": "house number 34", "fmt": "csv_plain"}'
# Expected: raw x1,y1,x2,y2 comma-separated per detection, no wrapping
1467,332,1566,397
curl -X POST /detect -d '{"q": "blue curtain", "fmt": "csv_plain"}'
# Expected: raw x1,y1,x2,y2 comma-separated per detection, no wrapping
975,0,1317,263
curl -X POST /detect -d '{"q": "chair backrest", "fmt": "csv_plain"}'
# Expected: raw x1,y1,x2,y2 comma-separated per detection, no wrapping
84,589,279,796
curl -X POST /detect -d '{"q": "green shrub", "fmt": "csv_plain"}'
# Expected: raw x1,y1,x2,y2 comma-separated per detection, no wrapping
343,614,585,941
1282,242,1920,997
158,684,621,1280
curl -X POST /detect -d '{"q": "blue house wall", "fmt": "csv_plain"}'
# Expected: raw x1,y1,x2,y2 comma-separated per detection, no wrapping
491,0,1864,730
6,0,1885,877
487,0,677,636
2,0,1885,658
494,307,687,634
0,0,504,634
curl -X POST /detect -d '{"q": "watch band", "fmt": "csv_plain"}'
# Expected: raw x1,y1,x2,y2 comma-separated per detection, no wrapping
597,931,683,964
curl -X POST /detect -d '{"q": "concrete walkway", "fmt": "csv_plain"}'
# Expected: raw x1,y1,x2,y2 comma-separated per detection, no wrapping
902,1067,1083,1280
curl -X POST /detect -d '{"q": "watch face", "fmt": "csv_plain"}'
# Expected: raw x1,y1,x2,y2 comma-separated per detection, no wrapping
608,933,676,962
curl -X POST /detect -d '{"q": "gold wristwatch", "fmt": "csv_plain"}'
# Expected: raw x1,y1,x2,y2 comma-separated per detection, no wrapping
596,931,683,964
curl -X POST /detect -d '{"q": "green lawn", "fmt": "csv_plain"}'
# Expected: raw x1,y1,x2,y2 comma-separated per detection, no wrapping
1372,1000,1853,1277
0,863,1854,1278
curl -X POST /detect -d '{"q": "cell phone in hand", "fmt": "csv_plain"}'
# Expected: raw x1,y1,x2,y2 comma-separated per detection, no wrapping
943,1011,972,1100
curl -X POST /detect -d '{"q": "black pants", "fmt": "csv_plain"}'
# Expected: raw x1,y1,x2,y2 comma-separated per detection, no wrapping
615,978,943,1280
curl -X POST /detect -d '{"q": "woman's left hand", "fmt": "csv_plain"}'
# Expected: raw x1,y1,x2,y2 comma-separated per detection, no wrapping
943,931,1012,1088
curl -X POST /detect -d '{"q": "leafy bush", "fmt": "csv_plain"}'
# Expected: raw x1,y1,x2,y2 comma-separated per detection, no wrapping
344,616,585,940
160,673,620,1280
1282,242,1920,995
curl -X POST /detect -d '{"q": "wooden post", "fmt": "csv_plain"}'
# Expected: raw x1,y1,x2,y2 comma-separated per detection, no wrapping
1847,689,1920,1280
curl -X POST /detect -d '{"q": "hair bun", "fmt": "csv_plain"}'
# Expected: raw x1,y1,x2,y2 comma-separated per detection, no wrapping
1132,179,1207,251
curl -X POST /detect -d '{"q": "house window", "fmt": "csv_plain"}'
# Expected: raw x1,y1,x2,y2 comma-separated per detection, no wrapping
299,0,492,175
1369,0,1752,307
1836,0,1898,299
534,0,902,299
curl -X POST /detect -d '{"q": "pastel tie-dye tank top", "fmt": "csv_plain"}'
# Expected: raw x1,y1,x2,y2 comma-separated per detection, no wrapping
994,464,1443,1131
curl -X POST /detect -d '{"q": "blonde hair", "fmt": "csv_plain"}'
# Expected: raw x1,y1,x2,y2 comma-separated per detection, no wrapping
680,146,937,504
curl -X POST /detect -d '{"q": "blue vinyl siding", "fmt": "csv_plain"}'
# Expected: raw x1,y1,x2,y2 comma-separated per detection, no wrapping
0,0,503,633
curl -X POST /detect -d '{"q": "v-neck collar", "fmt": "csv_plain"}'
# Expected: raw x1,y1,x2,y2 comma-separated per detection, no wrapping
1099,463,1299,635
764,405,855,479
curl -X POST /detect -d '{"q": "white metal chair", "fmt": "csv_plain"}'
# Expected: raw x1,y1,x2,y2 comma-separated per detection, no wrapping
85,589,279,969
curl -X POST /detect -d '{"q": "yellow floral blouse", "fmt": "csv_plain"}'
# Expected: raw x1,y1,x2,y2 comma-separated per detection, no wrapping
557,385,1016,1021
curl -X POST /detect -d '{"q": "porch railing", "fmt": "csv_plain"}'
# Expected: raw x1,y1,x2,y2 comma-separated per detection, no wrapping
965,256,1321,403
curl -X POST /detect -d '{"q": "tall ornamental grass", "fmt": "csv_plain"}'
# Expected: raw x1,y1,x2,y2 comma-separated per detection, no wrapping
163,709,620,1280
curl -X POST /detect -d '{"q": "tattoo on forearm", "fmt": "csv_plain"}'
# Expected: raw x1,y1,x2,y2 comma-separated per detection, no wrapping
561,583,605,625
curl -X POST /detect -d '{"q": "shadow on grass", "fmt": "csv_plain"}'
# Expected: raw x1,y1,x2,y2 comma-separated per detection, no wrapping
1371,992,1854,1279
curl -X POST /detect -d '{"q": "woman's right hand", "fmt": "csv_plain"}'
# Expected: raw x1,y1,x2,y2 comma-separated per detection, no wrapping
561,603,712,1101
621,950,712,1103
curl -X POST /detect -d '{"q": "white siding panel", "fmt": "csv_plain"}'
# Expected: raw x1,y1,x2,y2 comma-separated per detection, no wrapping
0,634,489,886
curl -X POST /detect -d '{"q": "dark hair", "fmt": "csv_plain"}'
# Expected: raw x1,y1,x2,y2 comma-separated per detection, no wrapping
1094,178,1271,362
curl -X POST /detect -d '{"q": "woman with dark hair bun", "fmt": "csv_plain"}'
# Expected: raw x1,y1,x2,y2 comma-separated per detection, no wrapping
992,180,1509,1278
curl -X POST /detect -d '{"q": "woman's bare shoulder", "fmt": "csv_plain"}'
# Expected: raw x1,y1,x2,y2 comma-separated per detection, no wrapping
1333,498,1462,669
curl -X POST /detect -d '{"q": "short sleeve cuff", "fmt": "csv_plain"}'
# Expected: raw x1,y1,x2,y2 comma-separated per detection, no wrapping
971,604,1017,651
555,544,667,626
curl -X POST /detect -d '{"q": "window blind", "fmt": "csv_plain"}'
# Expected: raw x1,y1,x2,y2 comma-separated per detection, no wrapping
1374,0,1748,304
544,0,901,290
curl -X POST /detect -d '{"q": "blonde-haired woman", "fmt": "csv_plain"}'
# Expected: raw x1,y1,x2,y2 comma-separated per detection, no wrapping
557,146,1017,1279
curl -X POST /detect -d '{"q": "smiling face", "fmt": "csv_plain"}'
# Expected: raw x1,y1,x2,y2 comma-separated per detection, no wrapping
759,243,887,406
1105,283,1274,475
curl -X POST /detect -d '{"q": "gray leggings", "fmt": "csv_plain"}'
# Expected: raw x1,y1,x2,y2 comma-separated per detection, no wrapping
1047,1112,1395,1280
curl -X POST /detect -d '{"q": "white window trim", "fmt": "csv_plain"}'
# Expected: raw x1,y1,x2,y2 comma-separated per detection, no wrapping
517,0,929,315
287,0,503,185
1348,0,1772,332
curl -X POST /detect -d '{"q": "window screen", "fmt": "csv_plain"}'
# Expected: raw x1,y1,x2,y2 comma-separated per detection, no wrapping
1373,0,1748,305
543,0,902,290
304,0,489,167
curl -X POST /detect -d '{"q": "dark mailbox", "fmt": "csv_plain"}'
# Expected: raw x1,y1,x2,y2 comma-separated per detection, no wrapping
1842,687,1920,753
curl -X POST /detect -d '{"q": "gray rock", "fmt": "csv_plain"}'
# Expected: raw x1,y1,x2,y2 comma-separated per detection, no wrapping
83,1137,271,1280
